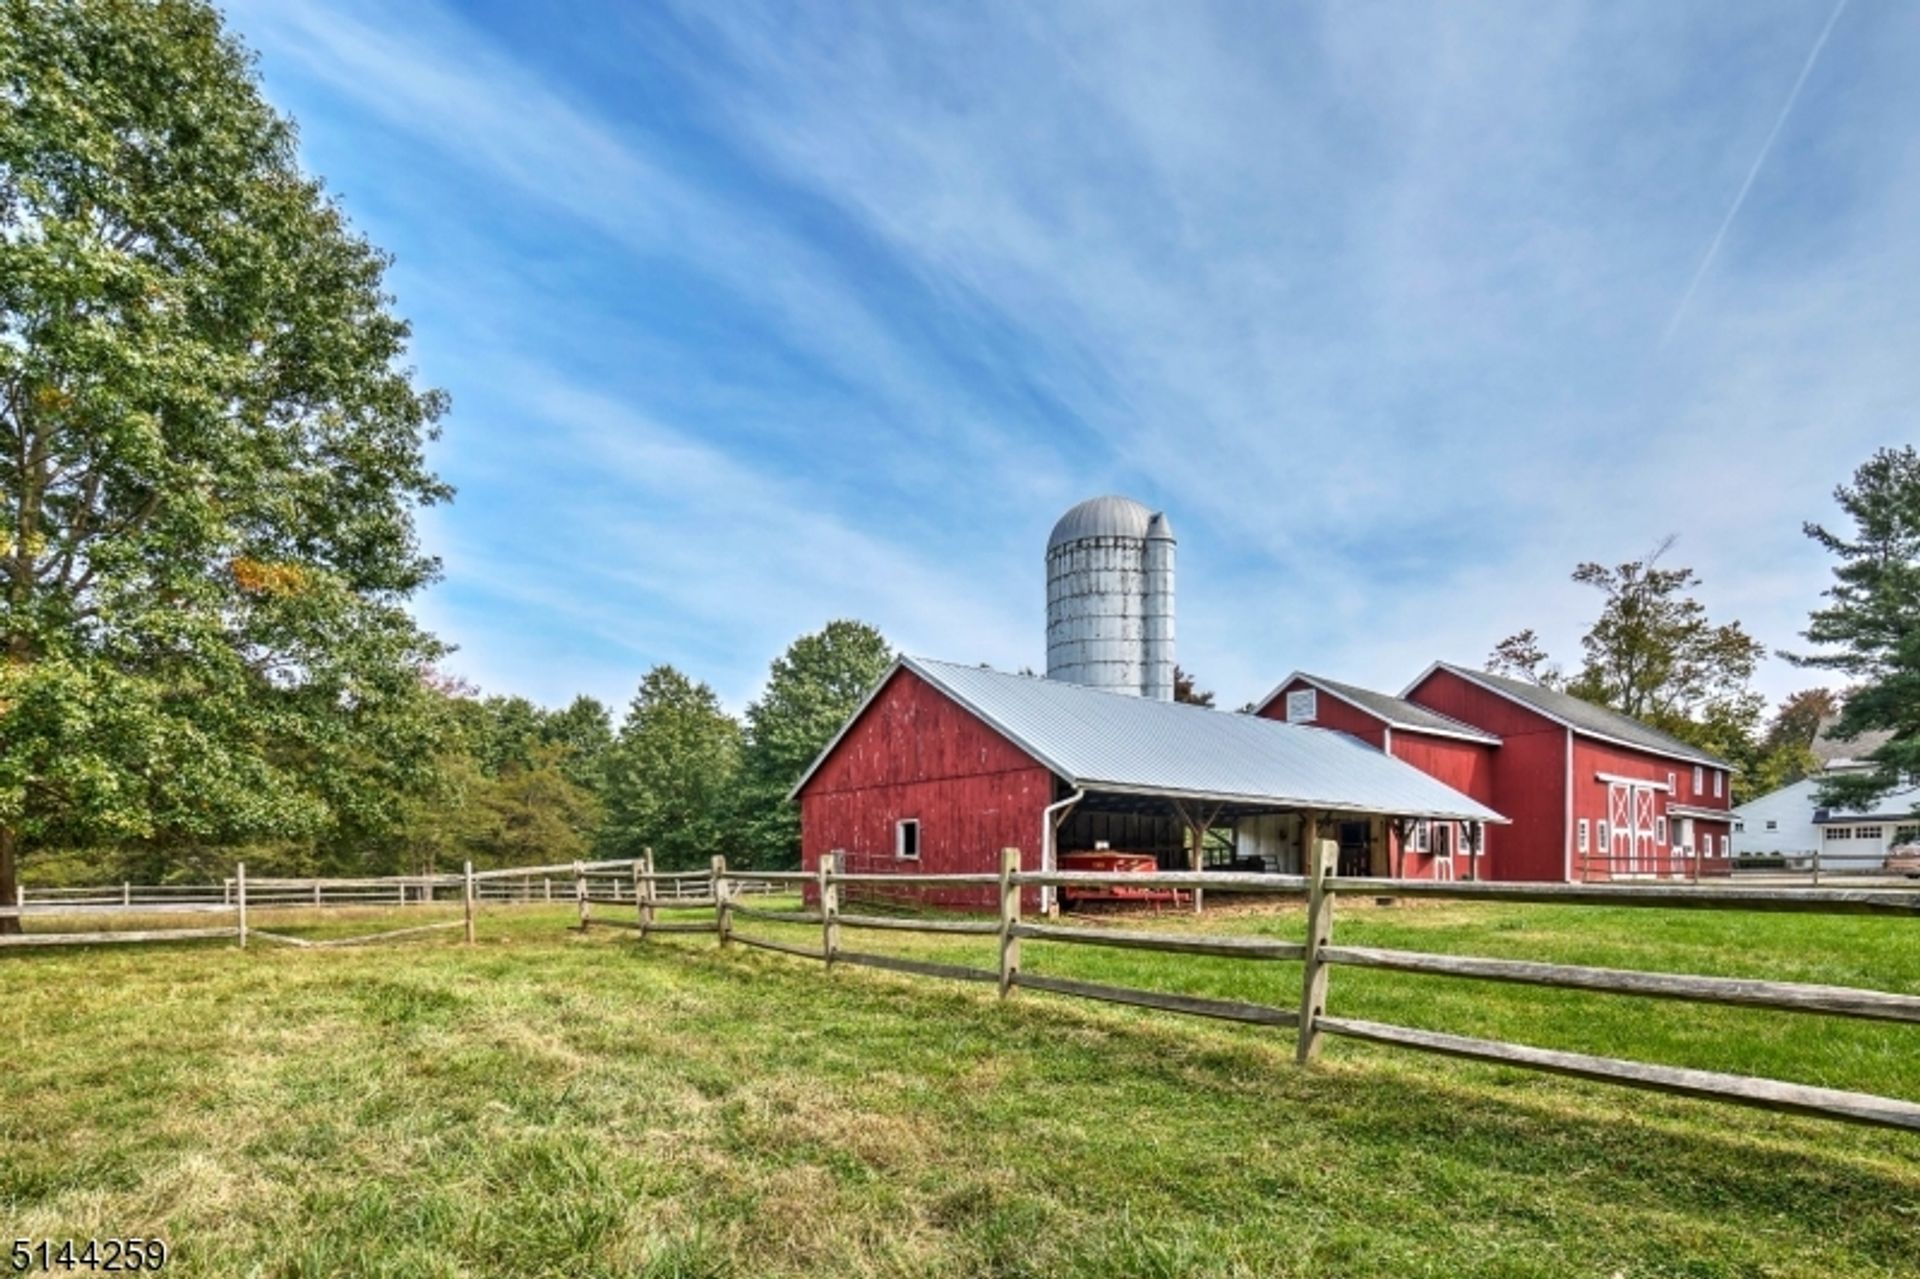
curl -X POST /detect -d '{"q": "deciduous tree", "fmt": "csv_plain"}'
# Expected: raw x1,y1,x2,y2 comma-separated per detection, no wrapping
602,666,741,870
739,620,893,868
0,0,449,924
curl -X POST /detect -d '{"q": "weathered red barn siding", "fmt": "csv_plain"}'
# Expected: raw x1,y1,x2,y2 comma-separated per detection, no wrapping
798,668,1054,910
1406,669,1569,881
1387,731,1501,879
1570,738,1736,881
1571,737,1678,880
1258,679,1388,748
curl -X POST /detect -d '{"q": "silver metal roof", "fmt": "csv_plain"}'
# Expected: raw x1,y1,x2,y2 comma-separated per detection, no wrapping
1257,671,1502,744
1409,663,1733,769
1046,495,1172,551
793,657,1505,823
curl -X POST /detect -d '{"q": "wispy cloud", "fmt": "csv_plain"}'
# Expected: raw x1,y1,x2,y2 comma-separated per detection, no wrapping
222,0,1920,714
1662,0,1852,342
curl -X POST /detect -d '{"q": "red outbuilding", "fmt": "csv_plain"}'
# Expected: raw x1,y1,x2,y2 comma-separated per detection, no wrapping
1255,664,1735,882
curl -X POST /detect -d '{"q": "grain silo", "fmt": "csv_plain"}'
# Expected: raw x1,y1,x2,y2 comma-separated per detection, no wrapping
1045,496,1175,699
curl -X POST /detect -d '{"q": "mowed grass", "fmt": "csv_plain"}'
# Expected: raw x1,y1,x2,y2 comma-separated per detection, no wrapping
2,897,1918,1278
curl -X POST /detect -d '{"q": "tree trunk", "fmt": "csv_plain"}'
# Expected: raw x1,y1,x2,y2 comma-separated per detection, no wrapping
0,825,20,936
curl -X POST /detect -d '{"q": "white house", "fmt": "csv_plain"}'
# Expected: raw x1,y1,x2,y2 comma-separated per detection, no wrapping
1733,720,1916,870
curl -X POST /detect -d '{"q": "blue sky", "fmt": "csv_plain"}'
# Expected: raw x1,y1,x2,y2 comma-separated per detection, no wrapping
221,0,1916,716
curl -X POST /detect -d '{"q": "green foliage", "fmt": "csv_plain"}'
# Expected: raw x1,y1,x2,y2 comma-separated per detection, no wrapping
738,620,893,868
1171,665,1214,706
1485,628,1561,687
1561,537,1766,733
1491,541,1786,798
1792,446,1920,812
601,666,742,871
0,0,452,914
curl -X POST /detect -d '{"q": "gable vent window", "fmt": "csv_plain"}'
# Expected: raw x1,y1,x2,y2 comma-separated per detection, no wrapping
1285,688,1318,724
896,818,920,861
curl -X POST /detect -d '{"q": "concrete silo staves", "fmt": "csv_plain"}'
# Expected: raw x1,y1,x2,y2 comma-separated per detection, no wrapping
1044,495,1176,700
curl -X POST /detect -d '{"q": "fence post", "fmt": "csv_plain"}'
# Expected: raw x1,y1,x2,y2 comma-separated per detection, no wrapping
236,862,249,950
575,861,590,931
313,881,322,907
998,847,1021,998
1296,828,1336,1064
712,855,732,947
122,881,131,908
638,849,657,940
463,860,477,944
819,852,840,966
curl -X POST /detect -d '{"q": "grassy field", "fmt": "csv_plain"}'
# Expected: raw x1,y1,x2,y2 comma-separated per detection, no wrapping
3,897,1918,1278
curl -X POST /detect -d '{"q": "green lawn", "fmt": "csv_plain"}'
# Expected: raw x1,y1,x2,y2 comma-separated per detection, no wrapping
2,897,1917,1278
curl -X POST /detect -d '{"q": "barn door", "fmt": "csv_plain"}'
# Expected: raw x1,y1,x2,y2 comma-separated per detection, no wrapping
1633,787,1656,875
1608,783,1632,875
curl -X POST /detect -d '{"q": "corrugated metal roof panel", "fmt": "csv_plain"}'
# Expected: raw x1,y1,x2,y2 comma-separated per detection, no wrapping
900,658,1504,822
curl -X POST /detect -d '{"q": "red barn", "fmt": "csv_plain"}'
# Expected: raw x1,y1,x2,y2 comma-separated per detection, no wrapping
1256,664,1735,882
791,657,1505,911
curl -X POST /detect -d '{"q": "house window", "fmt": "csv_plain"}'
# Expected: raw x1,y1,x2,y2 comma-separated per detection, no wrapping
1285,688,1318,724
1655,817,1667,845
1713,770,1724,799
895,818,920,860
1825,827,1851,841
1577,819,1590,853
1411,820,1430,853
1765,819,1778,831
1857,826,1884,840
1692,765,1704,794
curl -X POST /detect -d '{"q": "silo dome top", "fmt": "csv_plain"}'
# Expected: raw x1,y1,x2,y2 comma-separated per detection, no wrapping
1046,495,1173,551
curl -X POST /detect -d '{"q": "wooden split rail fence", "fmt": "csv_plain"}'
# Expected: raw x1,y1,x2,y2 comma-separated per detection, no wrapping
0,853,772,951
624,845,1920,1135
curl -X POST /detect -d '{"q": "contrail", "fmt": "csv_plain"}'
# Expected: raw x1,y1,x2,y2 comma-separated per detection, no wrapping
1662,0,1849,343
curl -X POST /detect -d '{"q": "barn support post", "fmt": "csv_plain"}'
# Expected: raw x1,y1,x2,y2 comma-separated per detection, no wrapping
236,862,249,950
712,856,732,947
819,852,840,965
1296,825,1337,1063
1041,791,1083,918
998,847,1021,998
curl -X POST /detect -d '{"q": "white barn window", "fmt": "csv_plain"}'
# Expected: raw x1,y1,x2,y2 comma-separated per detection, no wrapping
1692,765,1705,794
1713,770,1724,798
1285,688,1318,723
896,818,920,860
1655,817,1667,845
1577,819,1590,853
